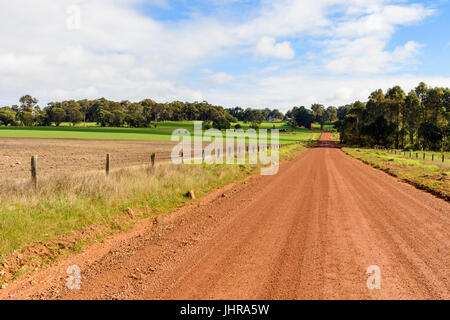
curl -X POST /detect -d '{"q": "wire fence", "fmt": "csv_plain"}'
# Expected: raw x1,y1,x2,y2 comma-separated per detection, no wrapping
372,147,450,164
20,143,291,188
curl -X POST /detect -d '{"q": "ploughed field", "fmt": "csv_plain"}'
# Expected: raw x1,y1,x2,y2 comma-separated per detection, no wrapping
0,138,177,181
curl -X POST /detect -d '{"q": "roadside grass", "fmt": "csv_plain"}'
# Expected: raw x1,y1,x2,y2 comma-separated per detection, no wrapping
0,139,315,285
330,131,340,142
0,121,319,145
0,163,250,256
378,149,450,164
343,148,450,201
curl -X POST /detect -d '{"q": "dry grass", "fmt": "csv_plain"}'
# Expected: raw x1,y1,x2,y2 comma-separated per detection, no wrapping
0,162,253,256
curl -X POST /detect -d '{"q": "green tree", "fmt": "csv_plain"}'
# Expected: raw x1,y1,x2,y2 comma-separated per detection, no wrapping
19,95,38,112
418,121,442,150
0,109,17,126
18,111,35,126
404,90,421,146
348,101,366,145
247,109,264,128
292,106,314,129
50,107,66,126
67,108,84,126
324,106,337,123
311,104,326,129
212,116,231,130
386,86,406,149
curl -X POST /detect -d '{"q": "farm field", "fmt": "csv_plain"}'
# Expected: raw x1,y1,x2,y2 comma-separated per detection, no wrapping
0,121,319,145
0,138,177,181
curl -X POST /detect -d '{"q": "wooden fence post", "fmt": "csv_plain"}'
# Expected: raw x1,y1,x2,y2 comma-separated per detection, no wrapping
423,153,425,160
432,154,434,161
31,155,37,189
202,149,205,162
442,154,445,163
106,153,110,175
416,153,418,159
151,153,156,167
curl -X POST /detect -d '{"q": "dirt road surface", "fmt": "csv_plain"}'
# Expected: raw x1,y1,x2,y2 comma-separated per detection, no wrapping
1,132,449,300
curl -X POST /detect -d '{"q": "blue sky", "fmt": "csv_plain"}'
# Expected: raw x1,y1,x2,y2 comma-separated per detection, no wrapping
0,0,449,111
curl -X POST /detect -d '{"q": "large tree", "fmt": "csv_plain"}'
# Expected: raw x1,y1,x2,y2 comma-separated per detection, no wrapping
404,90,421,146
386,86,406,149
311,104,326,129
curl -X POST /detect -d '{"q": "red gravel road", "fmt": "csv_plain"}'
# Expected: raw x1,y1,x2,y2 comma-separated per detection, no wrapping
1,132,449,300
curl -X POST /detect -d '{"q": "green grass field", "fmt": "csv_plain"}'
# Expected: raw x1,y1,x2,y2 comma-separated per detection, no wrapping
0,121,320,144
312,122,335,131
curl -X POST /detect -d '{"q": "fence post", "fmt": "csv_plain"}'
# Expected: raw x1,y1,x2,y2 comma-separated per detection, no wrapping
409,152,412,158
423,153,425,160
202,149,205,162
106,153,110,175
432,154,434,161
31,155,37,189
416,153,418,159
443,154,445,163
151,153,156,168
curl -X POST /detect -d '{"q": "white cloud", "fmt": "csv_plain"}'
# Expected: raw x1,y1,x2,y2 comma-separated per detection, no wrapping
203,73,450,111
333,4,434,38
324,39,422,74
323,4,434,74
255,37,295,59
206,72,234,86
0,0,442,108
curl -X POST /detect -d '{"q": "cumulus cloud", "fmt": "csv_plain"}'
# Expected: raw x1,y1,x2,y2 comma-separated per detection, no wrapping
255,37,295,59
323,4,434,74
206,72,234,86
204,73,450,111
0,0,441,107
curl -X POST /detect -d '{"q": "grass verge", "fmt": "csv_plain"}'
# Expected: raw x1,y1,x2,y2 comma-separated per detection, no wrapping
343,148,450,201
0,140,314,286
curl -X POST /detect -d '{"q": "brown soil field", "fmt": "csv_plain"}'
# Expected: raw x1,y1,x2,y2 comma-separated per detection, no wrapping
0,138,177,181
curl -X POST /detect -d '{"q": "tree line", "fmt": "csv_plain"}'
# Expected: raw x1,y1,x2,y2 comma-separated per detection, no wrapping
0,96,287,130
285,104,338,130
334,82,450,151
